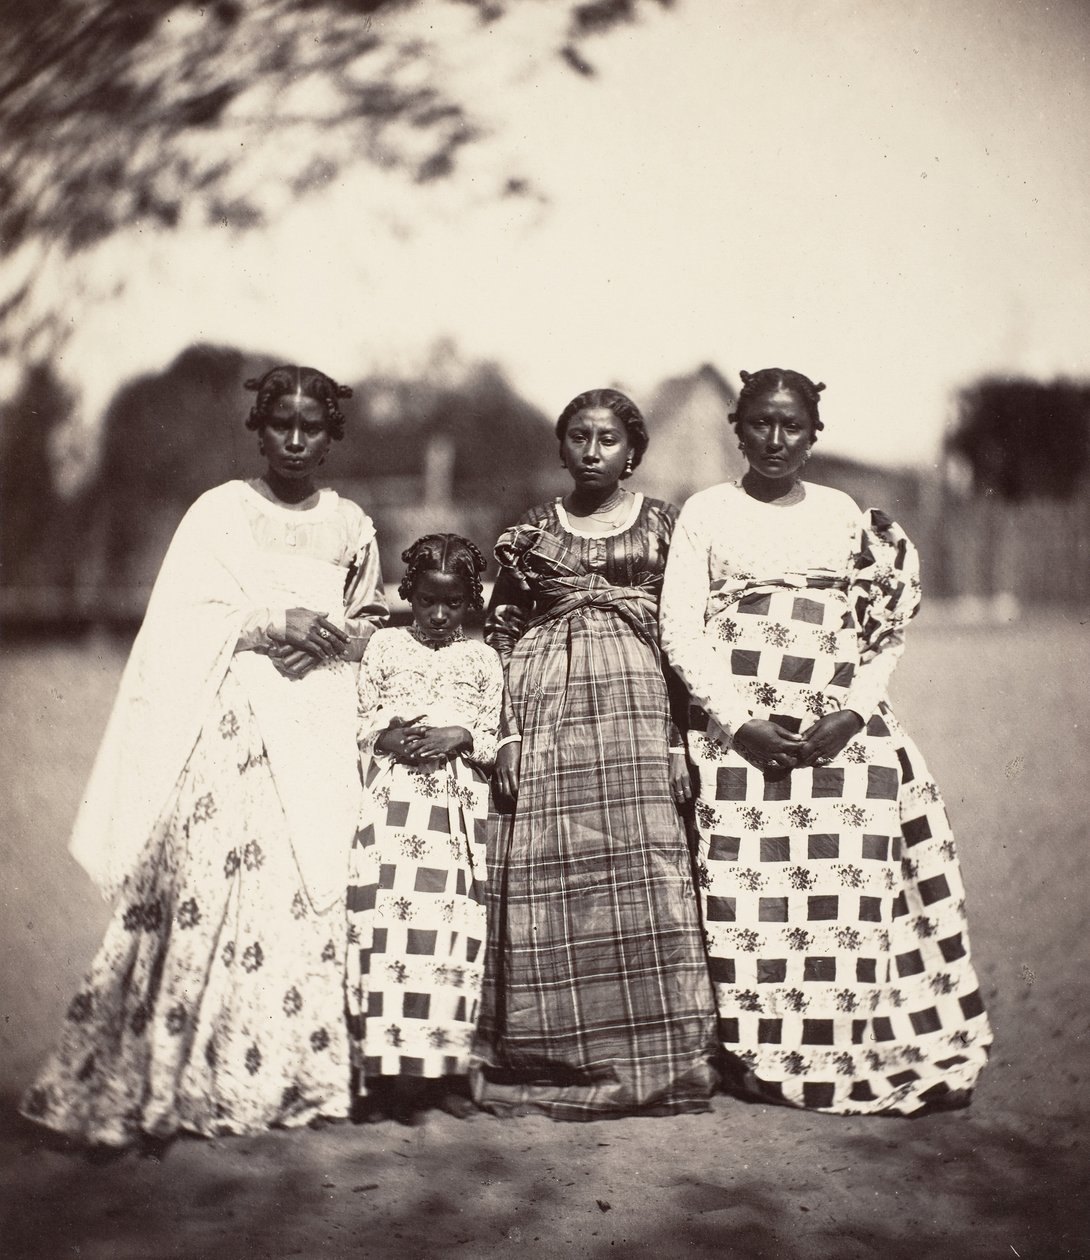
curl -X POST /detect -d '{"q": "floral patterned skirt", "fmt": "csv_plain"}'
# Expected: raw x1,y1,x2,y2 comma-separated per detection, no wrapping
688,588,991,1114
20,669,350,1147
345,756,488,1082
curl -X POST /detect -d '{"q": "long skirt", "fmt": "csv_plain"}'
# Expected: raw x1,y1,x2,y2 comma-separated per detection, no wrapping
473,609,718,1119
688,588,992,1114
345,756,488,1082
20,670,350,1147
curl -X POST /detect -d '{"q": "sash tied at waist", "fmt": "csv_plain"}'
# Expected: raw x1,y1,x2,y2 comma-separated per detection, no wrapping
529,574,661,646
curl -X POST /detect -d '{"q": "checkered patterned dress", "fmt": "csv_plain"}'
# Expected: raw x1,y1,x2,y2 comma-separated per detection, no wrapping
660,481,992,1114
472,495,719,1119
346,628,502,1084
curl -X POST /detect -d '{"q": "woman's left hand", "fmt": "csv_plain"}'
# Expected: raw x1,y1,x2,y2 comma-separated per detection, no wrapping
669,751,693,809
268,645,320,680
796,711,865,767
400,725,471,763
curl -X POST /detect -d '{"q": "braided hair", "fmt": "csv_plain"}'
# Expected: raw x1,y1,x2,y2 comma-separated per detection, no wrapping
730,368,826,436
555,387,649,476
398,534,487,610
244,365,353,440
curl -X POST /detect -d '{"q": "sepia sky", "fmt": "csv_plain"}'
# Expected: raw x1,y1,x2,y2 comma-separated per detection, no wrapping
9,0,1090,473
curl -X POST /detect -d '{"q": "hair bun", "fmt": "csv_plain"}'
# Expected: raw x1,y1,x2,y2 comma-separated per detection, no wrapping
336,384,354,399
739,369,752,384
814,381,827,393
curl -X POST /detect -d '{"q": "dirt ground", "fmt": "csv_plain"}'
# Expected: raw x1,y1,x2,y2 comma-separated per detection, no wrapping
1,612,1088,1259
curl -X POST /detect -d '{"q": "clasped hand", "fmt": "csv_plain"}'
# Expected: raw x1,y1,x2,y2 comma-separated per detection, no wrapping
733,711,863,773
375,716,471,765
267,608,349,680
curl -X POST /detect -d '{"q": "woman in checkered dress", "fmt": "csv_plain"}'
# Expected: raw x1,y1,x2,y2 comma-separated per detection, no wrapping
660,368,992,1114
347,535,502,1120
471,389,719,1119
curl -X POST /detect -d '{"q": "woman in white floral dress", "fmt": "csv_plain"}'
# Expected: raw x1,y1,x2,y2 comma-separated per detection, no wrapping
21,366,388,1148
660,367,992,1115
347,534,502,1121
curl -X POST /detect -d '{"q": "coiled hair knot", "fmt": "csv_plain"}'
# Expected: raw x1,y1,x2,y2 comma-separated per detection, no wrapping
730,368,826,434
555,387,649,476
399,534,487,610
244,365,353,440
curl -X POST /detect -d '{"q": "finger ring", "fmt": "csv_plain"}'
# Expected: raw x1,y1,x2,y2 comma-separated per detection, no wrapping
318,628,330,640
817,756,832,766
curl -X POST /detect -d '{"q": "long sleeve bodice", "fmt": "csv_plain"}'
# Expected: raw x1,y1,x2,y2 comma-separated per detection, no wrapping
484,494,686,745
659,481,921,737
233,481,388,659
485,495,677,657
357,628,504,770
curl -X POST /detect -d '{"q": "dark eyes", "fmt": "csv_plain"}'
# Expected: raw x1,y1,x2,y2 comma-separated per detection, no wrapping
268,417,325,434
751,419,803,432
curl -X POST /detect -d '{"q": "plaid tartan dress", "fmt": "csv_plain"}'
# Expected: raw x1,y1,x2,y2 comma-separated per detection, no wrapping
347,629,502,1084
472,496,718,1119
660,481,992,1114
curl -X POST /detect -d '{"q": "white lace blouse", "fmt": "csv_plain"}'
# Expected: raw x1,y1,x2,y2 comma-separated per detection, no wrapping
357,628,504,770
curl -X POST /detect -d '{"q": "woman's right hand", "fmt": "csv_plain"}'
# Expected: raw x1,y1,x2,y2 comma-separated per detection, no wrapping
283,608,350,661
268,645,319,680
732,718,805,773
374,716,427,760
494,741,521,803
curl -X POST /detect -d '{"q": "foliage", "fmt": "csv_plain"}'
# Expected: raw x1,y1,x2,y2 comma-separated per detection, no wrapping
947,376,1090,500
0,0,673,257
0,332,558,609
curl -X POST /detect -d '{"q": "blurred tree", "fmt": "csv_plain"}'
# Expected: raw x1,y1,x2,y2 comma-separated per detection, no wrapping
94,343,257,587
0,0,673,257
0,364,89,594
80,340,554,601
947,377,1090,500
346,356,554,488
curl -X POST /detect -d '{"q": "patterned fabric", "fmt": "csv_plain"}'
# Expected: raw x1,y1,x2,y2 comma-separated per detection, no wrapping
473,495,718,1119
23,484,387,1146
660,481,992,1114
22,673,350,1146
346,629,502,1081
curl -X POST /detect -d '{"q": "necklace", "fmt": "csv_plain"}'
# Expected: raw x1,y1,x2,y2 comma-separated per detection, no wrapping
409,625,464,650
740,474,806,507
565,488,630,527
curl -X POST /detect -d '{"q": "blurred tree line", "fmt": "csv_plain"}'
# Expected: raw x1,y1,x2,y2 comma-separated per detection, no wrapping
0,343,556,619
947,377,1090,500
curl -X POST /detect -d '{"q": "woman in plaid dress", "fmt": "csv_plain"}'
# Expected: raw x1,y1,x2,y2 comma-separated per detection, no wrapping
472,389,718,1119
660,368,992,1114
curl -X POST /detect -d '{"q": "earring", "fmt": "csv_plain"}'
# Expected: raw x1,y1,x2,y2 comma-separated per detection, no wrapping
624,456,634,474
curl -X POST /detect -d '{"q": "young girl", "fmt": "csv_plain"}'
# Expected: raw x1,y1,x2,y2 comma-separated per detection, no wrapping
346,534,502,1121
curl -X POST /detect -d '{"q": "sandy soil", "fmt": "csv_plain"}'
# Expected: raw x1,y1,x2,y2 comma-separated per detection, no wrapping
1,613,1087,1259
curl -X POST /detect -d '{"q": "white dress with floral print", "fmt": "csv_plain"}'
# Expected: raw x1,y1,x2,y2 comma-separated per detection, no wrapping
21,482,387,1145
347,627,502,1083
